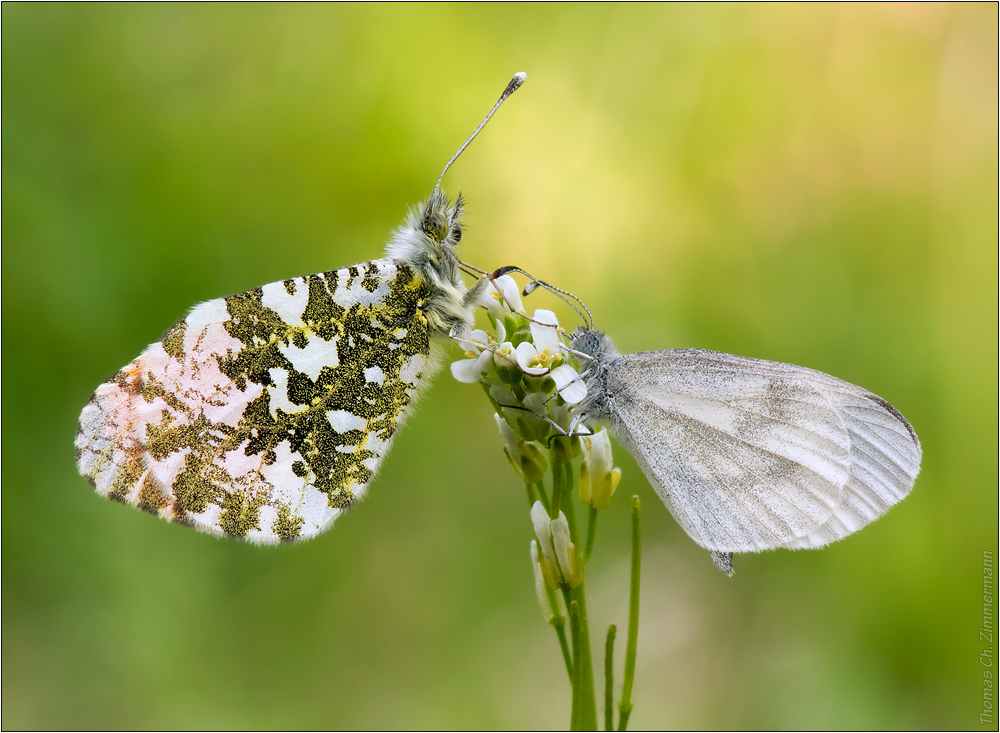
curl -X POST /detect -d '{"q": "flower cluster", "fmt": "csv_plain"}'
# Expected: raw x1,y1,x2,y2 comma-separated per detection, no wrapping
451,270,623,561
451,273,637,726
450,275,587,447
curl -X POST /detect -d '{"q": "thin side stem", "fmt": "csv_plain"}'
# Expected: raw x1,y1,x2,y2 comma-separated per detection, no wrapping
569,600,582,730
618,496,642,731
550,454,565,520
548,586,573,679
604,624,617,732
534,479,551,514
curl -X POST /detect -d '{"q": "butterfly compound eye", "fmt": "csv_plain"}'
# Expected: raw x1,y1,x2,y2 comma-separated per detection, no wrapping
424,211,449,243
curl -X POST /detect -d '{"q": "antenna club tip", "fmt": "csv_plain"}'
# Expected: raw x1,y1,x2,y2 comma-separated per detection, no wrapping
502,72,527,99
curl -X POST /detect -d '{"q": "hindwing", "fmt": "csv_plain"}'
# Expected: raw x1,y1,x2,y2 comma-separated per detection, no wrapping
605,348,921,553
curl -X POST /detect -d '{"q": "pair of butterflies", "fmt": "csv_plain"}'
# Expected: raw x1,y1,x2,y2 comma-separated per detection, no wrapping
75,74,921,569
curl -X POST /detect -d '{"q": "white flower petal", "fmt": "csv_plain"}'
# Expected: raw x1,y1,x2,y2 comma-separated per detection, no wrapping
592,429,614,468
482,275,523,320
450,359,481,384
454,329,490,355
515,342,548,375
530,309,562,355
496,275,523,314
551,364,587,404
450,350,492,383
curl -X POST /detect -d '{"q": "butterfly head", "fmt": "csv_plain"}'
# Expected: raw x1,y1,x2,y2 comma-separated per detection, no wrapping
569,328,619,364
386,188,465,268
420,188,464,248
566,328,620,426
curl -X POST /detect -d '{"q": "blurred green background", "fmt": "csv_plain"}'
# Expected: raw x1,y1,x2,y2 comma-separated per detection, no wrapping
3,4,997,730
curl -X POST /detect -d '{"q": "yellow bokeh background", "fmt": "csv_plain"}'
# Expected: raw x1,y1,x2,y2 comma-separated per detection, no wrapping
3,4,996,729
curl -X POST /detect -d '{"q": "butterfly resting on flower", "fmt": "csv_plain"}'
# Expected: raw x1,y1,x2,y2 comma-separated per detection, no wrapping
75,74,528,543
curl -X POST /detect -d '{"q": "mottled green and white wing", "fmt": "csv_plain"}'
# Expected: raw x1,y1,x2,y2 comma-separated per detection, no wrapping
76,258,435,543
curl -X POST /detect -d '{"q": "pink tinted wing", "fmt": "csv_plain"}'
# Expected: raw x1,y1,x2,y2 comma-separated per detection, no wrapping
76,258,435,543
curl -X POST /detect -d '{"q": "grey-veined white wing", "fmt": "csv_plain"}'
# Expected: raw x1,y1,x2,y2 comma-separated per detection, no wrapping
570,330,921,565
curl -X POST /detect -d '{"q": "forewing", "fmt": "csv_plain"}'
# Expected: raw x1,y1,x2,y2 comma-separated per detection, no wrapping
606,348,920,553
76,258,435,543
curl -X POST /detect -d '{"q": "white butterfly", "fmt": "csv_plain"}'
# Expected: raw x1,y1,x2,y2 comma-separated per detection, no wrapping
569,328,921,574
75,73,526,543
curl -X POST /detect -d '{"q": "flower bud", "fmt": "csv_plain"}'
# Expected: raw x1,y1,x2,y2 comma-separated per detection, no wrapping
530,501,562,589
550,512,584,588
492,341,523,384
509,322,533,347
510,391,553,443
531,541,556,622
481,275,523,322
579,429,621,510
551,434,580,463
495,415,547,482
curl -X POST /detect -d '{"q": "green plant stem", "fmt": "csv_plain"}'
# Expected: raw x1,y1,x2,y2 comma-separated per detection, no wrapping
618,496,642,731
534,479,550,513
548,586,573,679
582,505,598,564
568,600,582,731
565,585,597,730
604,625,617,731
550,454,565,520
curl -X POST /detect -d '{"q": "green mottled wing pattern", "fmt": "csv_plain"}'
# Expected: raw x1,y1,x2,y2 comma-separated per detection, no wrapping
76,257,435,542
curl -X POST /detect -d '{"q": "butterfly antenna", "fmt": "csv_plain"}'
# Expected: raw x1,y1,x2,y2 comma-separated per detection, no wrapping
492,265,593,330
434,72,527,193
523,278,593,330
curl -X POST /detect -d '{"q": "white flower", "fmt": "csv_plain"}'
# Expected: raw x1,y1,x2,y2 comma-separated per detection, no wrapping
492,319,507,344
481,274,523,321
513,309,565,376
529,309,562,357
450,328,493,383
514,342,550,375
